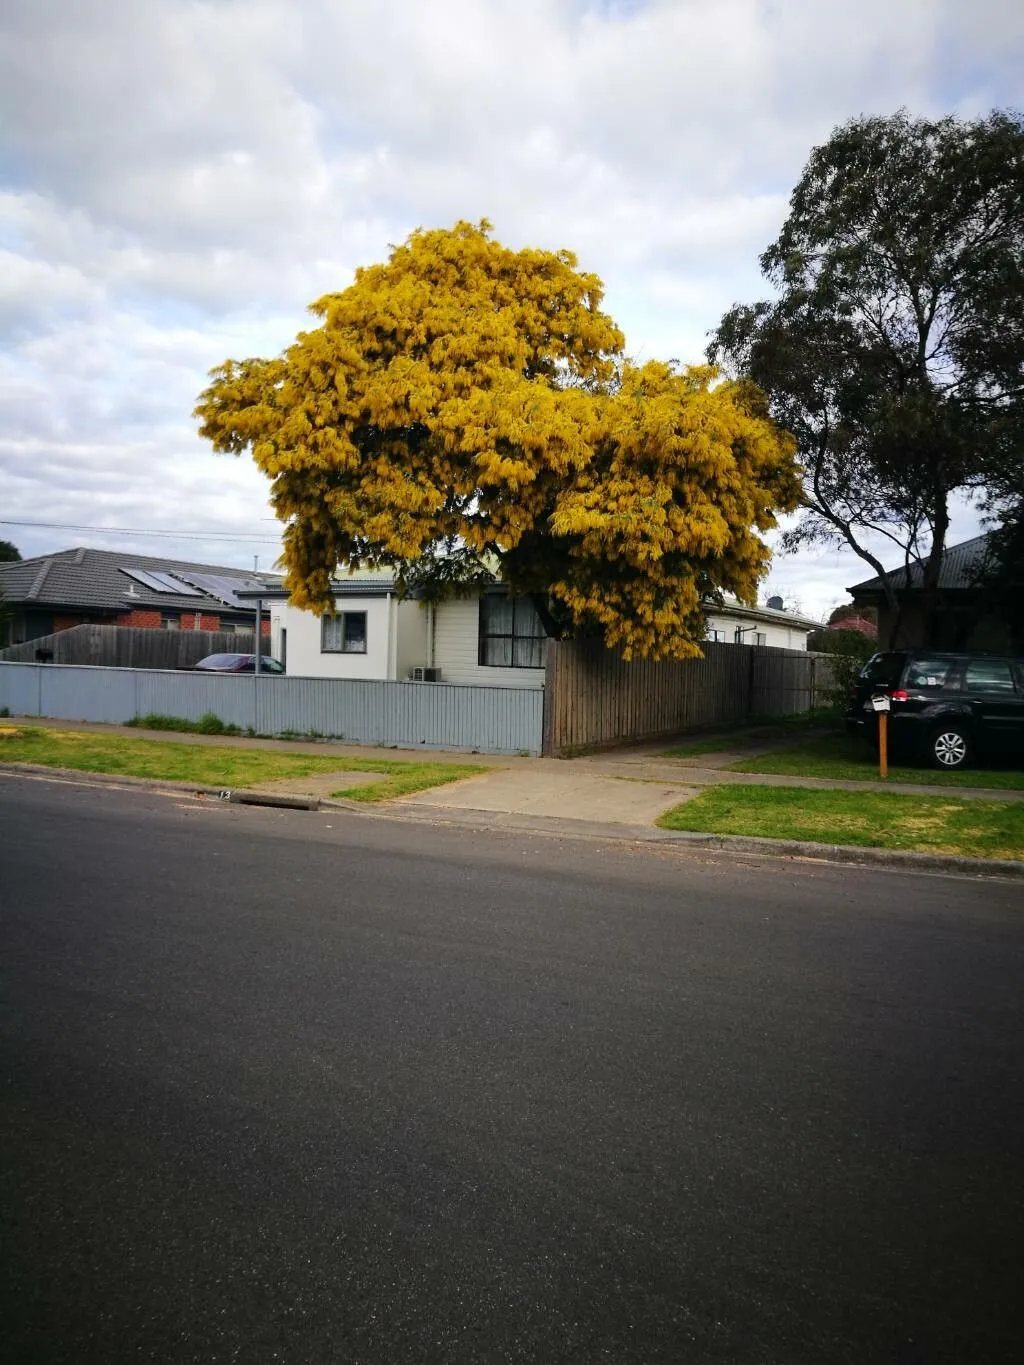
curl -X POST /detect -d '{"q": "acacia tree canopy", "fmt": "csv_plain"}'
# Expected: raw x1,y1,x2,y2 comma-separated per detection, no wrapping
709,110,1024,641
196,221,800,659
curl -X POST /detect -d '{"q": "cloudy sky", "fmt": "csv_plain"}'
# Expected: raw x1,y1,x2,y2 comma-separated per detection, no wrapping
2,0,1021,619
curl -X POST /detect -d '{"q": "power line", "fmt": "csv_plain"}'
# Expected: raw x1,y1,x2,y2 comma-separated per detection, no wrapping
0,518,281,543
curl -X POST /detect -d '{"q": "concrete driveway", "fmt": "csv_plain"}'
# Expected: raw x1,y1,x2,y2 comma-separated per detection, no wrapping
397,765,697,823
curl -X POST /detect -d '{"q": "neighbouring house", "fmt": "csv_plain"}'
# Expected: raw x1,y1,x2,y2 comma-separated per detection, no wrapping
826,614,877,639
0,547,281,647
244,573,820,686
849,534,1009,650
703,595,819,651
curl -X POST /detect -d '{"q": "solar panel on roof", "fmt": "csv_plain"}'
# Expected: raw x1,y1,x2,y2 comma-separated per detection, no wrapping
176,572,262,608
120,567,202,596
151,571,203,595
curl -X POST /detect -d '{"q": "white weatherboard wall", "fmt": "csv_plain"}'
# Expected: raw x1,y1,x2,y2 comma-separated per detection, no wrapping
432,597,546,689
704,612,813,651
270,595,393,680
395,599,430,679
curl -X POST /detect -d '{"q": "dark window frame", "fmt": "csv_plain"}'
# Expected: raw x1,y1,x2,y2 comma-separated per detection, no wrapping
478,595,547,669
321,611,368,655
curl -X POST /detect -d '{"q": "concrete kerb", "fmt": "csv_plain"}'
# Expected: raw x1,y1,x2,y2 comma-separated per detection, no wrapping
332,798,1024,881
2,754,1022,882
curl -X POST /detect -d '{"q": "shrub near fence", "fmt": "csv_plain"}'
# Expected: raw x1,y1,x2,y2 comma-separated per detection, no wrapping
542,639,834,755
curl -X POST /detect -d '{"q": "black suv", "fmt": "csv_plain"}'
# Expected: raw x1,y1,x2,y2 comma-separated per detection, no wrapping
846,650,1024,770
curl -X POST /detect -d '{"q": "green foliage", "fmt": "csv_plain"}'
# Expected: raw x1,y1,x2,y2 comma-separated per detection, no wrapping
710,110,1024,635
807,627,876,706
0,540,21,562
978,507,1024,650
127,712,243,736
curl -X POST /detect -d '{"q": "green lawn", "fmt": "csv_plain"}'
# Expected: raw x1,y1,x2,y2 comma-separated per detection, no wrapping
730,732,1024,790
658,785,1024,860
331,764,489,803
0,726,487,801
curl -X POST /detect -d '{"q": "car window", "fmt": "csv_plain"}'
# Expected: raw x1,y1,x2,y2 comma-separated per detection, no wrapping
904,657,957,690
965,659,1017,695
858,653,906,686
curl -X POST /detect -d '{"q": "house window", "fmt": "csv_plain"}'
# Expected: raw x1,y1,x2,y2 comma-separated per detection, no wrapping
707,628,725,643
755,632,767,646
478,595,546,668
161,613,180,631
321,611,367,654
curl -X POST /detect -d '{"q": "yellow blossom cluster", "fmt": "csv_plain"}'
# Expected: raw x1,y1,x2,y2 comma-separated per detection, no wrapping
196,222,800,658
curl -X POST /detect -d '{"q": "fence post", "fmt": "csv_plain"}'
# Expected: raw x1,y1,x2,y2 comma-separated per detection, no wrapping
813,655,824,720
542,640,558,756
746,645,755,718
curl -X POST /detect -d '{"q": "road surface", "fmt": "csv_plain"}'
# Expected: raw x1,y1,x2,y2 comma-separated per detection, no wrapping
2,772,1022,1362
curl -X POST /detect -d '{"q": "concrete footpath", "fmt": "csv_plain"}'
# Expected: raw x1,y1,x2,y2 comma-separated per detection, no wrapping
3,715,1023,878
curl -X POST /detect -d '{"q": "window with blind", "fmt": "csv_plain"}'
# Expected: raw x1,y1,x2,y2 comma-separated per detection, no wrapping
478,595,547,668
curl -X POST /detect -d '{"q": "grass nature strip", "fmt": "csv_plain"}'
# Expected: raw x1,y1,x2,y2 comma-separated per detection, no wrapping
330,765,488,803
657,785,1024,860
729,733,1024,790
0,726,488,801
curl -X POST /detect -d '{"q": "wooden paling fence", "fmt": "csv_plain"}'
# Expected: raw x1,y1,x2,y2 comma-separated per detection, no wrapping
542,639,834,755
0,624,253,671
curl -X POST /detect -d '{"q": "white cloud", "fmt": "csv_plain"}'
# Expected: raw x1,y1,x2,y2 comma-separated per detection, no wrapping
1,0,1020,600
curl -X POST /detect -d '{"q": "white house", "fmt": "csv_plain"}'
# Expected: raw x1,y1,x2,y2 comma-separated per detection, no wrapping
249,575,818,686
703,595,819,651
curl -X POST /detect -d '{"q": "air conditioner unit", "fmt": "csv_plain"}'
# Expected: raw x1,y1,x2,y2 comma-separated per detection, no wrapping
410,666,441,682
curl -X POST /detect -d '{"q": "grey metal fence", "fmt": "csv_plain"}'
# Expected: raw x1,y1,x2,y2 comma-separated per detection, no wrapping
0,663,544,755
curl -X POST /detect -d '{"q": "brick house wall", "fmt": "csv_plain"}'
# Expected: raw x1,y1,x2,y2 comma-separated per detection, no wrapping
113,609,270,635
117,609,163,629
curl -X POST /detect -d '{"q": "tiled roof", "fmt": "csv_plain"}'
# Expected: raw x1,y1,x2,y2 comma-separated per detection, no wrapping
0,546,282,615
849,535,990,595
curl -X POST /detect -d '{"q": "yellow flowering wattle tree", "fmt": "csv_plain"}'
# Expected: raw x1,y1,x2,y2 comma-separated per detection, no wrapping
195,221,800,659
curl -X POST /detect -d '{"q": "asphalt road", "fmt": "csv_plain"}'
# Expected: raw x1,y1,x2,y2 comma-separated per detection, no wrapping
2,773,1022,1364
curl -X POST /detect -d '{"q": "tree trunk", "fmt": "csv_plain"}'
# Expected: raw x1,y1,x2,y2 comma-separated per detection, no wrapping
918,497,950,647
530,591,567,641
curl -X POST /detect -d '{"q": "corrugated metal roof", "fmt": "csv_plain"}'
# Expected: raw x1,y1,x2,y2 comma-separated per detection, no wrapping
0,546,282,615
849,535,990,594
235,578,404,601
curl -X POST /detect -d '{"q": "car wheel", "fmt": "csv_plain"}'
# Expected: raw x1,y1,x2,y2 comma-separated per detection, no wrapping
928,722,971,770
